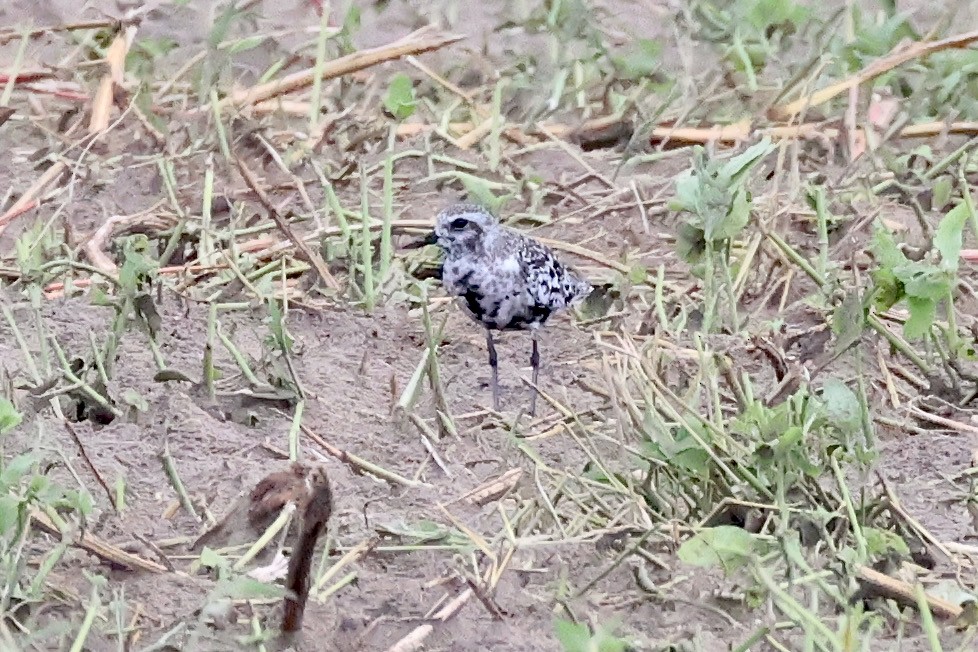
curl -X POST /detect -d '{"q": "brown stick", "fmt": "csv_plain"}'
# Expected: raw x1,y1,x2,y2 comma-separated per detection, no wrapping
771,28,978,120
235,156,341,291
0,162,67,233
456,468,523,506
63,421,116,510
397,117,978,147
856,565,963,620
88,26,134,133
387,588,473,652
30,510,169,574
0,19,122,45
300,423,423,487
226,26,463,109
282,466,333,633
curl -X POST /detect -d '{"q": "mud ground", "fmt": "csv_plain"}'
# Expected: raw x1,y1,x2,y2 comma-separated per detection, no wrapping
2,0,978,651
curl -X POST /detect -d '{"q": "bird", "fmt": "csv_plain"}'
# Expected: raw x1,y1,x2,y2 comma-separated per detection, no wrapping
407,203,592,415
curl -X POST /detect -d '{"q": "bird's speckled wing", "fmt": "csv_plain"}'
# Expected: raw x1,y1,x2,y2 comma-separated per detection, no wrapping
518,236,591,314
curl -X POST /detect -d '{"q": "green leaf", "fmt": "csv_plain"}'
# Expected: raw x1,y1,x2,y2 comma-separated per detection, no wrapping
821,378,862,436
671,140,773,255
678,525,755,573
66,489,94,516
719,137,775,184
656,426,712,476
955,601,978,631
114,475,127,512
894,262,950,300
199,547,230,572
554,619,627,652
904,296,936,339
342,4,362,37
118,235,158,293
225,35,266,54
266,298,294,353
213,576,286,600
135,37,178,59
28,474,51,498
1,453,37,488
554,619,592,652
627,264,647,284
863,527,910,557
208,5,245,48
383,73,417,121
870,226,907,270
88,284,116,307
832,290,865,354
711,187,750,241
851,13,918,60
375,519,466,547
0,397,22,435
612,38,661,80
745,0,809,31
934,202,969,271
676,223,706,266
456,174,512,214
0,495,22,537
777,425,803,449
672,169,700,213
121,389,149,412
870,269,902,310
931,177,953,210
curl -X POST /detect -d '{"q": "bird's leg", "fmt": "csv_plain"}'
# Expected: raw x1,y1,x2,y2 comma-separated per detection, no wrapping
529,331,540,416
486,328,500,411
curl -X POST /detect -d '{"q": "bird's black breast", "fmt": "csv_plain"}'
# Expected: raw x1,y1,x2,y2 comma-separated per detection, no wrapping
462,288,485,321
456,270,490,324
504,303,552,330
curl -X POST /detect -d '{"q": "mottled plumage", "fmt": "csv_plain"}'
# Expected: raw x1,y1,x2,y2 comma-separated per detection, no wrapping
415,203,591,414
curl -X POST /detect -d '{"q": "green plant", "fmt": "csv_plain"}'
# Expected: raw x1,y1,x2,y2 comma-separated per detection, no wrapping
383,73,417,121
92,234,163,378
671,138,775,332
0,402,94,633
870,202,968,343
690,0,810,89
555,618,630,652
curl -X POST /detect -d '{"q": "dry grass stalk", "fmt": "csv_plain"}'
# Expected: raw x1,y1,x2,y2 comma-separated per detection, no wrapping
88,26,136,133
0,164,66,235
856,565,963,620
234,155,341,291
771,27,978,119
227,26,464,109
31,510,170,574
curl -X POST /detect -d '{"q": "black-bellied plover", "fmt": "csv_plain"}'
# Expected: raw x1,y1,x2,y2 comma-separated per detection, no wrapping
408,203,592,415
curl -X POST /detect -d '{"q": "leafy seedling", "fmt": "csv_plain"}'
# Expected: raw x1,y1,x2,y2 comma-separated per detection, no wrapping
672,138,775,268
0,397,22,435
554,619,629,652
678,525,758,574
383,73,417,121
611,39,662,81
672,138,775,331
870,202,968,340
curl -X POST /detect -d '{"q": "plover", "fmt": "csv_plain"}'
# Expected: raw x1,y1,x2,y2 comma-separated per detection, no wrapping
408,203,592,415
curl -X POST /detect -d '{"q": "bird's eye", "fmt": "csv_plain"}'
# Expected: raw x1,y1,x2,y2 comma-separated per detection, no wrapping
449,218,468,230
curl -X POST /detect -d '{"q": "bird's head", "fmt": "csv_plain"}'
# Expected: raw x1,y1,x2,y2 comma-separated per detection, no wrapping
405,203,498,254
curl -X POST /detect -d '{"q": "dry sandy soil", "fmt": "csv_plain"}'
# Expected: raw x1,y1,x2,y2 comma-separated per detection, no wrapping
3,0,978,651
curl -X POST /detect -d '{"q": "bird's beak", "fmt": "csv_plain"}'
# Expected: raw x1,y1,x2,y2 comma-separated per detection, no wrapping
402,231,438,249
